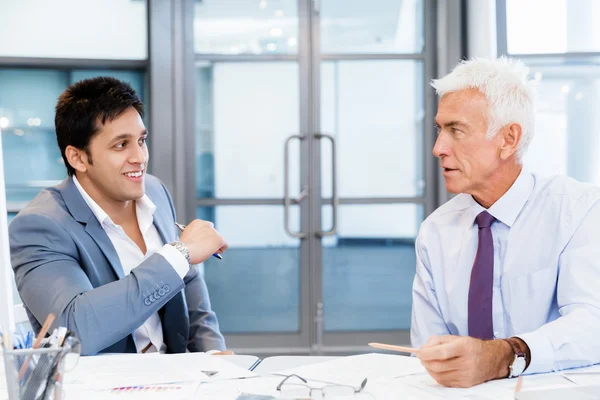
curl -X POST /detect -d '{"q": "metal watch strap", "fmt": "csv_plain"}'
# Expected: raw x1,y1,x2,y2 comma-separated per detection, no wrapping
169,240,191,264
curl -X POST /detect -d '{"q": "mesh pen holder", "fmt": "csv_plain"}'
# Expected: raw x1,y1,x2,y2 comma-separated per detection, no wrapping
3,336,80,400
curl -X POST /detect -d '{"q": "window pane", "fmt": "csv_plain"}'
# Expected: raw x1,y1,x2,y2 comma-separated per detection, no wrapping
194,0,298,55
69,70,146,100
195,62,300,199
0,68,146,205
0,0,147,59
199,206,301,333
321,60,424,198
525,63,600,184
506,0,600,54
320,0,424,54
7,213,17,224
322,204,421,331
7,214,20,304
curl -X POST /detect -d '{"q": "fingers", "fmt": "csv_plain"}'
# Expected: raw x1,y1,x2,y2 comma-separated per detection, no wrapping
417,335,463,361
418,337,489,388
212,350,234,356
422,335,456,348
420,357,462,374
179,219,227,263
427,369,475,388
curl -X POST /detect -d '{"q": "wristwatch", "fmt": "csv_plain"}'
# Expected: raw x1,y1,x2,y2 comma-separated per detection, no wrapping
503,337,527,378
169,241,191,265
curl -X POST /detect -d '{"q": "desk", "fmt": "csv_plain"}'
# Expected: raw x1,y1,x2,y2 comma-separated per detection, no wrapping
220,354,260,371
253,356,338,375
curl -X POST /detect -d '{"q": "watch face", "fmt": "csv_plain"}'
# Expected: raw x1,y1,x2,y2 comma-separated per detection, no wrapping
512,357,526,377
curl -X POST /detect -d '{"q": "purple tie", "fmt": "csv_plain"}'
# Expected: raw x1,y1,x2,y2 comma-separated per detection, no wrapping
468,211,496,340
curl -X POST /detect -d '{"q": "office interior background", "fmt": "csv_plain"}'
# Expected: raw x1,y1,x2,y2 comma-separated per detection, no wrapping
0,0,599,356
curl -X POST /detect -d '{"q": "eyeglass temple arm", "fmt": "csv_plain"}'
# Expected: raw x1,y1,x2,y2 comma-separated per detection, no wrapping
357,378,368,392
276,374,308,391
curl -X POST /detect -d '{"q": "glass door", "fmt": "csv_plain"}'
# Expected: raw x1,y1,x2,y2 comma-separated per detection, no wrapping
193,0,312,353
311,0,436,352
193,0,436,354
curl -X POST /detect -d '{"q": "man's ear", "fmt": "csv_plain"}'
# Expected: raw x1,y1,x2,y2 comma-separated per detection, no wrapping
65,145,89,173
499,123,522,161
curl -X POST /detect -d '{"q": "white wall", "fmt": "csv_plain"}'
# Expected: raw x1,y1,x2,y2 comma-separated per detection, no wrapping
0,0,147,59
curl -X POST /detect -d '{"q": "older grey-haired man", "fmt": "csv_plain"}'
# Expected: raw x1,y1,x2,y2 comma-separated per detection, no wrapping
411,57,600,387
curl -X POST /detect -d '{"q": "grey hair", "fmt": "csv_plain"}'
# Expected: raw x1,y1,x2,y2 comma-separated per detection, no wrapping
431,57,537,163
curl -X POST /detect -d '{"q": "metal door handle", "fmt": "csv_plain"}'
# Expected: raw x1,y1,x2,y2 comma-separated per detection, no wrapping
284,134,306,238
315,132,338,237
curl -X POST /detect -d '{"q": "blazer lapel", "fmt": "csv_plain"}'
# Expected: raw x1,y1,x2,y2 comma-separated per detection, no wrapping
152,205,175,245
84,218,125,279
59,177,125,280
147,191,189,352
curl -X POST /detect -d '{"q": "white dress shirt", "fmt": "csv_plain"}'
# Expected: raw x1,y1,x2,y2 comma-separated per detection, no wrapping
73,177,189,353
411,169,600,374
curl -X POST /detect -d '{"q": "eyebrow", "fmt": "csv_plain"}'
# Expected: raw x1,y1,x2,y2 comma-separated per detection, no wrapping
434,121,469,129
110,130,148,144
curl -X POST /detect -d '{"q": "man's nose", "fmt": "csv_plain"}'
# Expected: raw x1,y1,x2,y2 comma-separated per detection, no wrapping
129,144,146,165
433,133,450,158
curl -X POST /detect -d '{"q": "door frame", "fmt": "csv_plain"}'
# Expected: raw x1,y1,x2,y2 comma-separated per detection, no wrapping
185,0,441,356
307,0,439,354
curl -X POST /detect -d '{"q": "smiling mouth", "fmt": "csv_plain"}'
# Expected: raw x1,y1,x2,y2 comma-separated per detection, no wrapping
124,171,144,178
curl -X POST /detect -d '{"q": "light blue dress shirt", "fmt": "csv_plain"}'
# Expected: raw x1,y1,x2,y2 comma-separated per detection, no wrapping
411,169,600,374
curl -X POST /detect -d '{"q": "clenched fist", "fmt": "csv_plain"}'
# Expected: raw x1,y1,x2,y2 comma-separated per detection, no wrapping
178,219,228,264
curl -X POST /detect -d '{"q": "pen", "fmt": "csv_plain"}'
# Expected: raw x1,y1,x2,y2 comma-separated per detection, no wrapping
368,342,419,353
175,222,223,260
19,313,55,379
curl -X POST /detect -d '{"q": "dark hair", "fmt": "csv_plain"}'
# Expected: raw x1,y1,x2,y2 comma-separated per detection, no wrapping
55,76,144,176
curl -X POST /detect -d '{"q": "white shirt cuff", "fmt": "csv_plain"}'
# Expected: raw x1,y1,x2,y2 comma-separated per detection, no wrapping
515,332,555,374
158,244,189,279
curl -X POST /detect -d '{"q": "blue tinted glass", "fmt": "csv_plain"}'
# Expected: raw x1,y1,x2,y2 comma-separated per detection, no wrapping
322,204,422,331
0,68,145,205
7,213,17,224
198,205,301,333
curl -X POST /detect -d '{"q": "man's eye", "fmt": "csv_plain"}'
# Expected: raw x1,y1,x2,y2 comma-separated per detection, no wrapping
115,141,126,148
140,137,147,145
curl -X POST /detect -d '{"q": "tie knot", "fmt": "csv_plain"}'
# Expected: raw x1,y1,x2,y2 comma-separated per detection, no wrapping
476,211,495,228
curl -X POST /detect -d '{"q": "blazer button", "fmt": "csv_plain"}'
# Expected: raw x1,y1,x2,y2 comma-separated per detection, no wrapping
163,285,170,293
149,294,156,302
144,298,152,306
154,291,160,299
158,288,165,296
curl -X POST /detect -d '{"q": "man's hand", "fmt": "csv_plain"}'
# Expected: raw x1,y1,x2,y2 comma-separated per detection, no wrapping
416,335,514,388
212,350,234,355
179,220,228,264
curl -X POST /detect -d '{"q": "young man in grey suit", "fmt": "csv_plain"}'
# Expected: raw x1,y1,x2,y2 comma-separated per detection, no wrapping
9,77,228,356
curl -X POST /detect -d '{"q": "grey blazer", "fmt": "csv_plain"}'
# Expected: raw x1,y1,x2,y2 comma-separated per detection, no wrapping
9,175,225,355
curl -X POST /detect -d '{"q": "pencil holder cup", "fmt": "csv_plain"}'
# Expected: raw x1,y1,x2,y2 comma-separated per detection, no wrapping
3,336,80,400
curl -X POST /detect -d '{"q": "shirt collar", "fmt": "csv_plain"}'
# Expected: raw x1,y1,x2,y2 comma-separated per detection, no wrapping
72,176,156,228
466,168,534,228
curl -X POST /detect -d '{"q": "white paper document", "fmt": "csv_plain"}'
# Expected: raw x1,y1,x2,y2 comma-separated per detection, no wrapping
273,353,426,386
194,376,284,399
68,353,256,390
563,363,600,375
